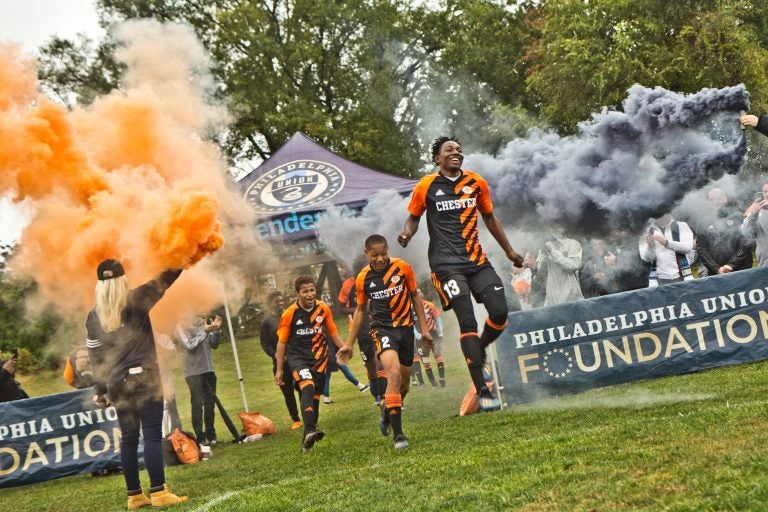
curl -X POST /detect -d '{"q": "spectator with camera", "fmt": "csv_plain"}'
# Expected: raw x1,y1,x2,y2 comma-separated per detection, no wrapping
0,348,29,402
639,213,695,286
175,314,223,446
741,181,768,267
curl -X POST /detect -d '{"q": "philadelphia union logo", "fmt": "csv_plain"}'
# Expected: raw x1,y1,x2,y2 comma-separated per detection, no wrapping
244,160,345,213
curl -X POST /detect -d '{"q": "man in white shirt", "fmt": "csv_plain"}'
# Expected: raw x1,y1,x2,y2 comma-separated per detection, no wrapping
638,214,695,286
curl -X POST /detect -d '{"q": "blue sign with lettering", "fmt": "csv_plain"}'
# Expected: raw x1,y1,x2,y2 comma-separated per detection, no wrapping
497,267,768,403
0,388,123,488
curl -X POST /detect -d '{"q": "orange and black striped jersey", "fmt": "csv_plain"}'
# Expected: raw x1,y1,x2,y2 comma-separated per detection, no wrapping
422,300,440,332
339,277,371,330
355,257,417,328
277,300,338,373
407,170,493,271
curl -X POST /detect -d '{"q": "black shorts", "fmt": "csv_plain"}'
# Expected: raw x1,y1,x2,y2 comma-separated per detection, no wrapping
431,265,504,310
290,365,325,392
371,325,414,367
358,330,376,363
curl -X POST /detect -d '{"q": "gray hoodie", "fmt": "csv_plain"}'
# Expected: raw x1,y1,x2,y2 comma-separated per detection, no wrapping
176,318,221,377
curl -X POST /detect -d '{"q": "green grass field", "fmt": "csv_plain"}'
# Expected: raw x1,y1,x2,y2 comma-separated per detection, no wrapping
8,317,768,511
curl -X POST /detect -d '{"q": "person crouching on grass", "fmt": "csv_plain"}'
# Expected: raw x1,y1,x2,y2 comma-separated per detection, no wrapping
274,275,347,453
86,259,187,509
337,234,432,450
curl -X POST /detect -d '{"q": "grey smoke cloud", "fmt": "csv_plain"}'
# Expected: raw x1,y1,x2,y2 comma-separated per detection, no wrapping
466,84,749,234
316,84,751,292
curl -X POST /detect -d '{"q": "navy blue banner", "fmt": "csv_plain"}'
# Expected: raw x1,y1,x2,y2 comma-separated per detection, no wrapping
0,388,121,488
496,266,768,404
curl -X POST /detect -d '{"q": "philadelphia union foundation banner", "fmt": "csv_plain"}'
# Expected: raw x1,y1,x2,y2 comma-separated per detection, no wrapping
496,266,768,404
0,388,122,488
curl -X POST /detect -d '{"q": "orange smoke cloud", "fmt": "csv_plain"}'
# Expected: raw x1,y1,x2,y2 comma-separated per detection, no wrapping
0,22,260,336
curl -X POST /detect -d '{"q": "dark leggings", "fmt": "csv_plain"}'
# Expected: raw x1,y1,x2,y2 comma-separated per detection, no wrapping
186,372,217,441
110,373,165,493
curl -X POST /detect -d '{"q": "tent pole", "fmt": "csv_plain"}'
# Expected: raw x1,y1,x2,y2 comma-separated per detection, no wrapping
488,343,505,411
222,294,249,411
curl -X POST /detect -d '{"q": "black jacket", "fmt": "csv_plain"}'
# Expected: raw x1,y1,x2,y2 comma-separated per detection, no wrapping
695,208,755,275
757,115,768,137
0,365,29,403
87,269,182,392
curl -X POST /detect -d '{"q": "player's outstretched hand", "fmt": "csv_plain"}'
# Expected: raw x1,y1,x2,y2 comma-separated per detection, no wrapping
507,249,524,267
336,345,353,364
422,332,434,350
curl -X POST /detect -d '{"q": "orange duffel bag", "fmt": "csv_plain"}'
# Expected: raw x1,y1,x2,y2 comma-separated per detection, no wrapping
238,411,277,437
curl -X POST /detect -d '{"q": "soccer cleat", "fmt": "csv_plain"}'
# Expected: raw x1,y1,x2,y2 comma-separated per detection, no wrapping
127,492,151,510
478,389,501,412
324,398,334,405
301,430,325,453
291,420,302,430
379,407,391,437
358,383,370,393
393,435,409,450
440,379,446,387
150,485,188,507
207,437,218,446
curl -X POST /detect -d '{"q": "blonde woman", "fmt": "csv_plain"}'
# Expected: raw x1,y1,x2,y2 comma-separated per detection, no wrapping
86,259,187,509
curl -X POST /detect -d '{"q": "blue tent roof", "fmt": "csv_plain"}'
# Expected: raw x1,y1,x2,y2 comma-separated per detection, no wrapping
239,132,417,215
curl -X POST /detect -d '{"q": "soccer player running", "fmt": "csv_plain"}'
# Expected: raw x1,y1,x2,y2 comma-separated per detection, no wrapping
337,234,432,450
398,136,523,411
275,275,346,453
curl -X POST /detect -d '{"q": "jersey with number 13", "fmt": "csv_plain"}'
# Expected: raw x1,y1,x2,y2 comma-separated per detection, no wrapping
407,170,494,272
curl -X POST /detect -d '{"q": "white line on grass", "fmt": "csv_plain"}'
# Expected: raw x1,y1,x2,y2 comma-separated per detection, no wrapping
189,460,397,511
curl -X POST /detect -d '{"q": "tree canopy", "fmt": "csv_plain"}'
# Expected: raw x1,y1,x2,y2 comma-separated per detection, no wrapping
35,0,768,173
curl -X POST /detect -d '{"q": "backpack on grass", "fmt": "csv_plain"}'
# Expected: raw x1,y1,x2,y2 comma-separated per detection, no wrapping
167,428,199,464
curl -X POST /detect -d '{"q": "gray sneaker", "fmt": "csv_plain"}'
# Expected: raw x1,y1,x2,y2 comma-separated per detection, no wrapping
393,435,409,450
301,430,325,453
478,390,501,412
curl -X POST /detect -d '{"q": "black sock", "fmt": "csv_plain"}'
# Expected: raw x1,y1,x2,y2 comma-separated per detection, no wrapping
412,361,424,384
425,366,437,386
385,393,404,438
437,361,445,379
299,384,316,433
461,334,488,395
368,378,377,398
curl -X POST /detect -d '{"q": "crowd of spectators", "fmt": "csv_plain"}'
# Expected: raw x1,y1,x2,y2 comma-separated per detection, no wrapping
512,183,766,308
